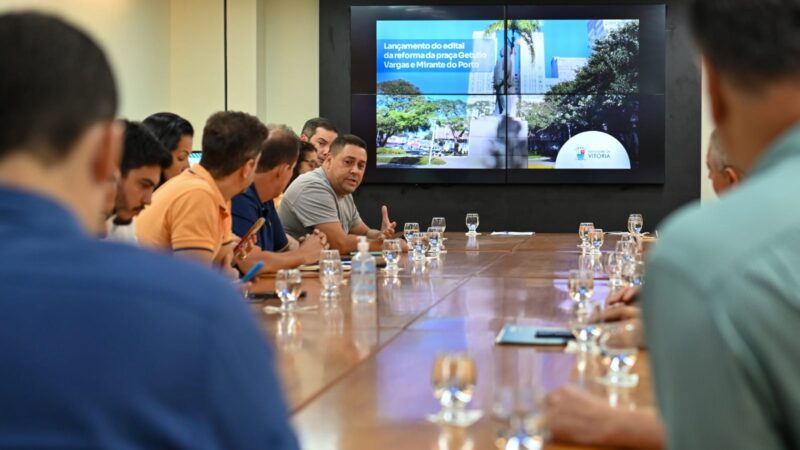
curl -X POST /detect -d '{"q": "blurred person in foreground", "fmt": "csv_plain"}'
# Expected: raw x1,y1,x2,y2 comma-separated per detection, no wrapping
546,129,747,449
0,12,297,449
642,0,800,448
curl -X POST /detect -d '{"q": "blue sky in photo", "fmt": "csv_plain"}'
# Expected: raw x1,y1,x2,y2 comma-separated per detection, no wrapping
541,20,591,78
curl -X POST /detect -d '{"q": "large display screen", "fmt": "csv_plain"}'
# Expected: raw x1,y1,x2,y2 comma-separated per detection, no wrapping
351,5,665,184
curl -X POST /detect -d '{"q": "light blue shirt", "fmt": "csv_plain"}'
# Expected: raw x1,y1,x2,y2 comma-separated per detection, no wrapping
642,123,800,449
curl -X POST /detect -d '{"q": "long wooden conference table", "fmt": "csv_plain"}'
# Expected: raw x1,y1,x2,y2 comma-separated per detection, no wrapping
250,233,654,450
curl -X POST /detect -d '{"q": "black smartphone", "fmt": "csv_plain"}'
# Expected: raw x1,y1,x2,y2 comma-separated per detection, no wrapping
247,291,307,302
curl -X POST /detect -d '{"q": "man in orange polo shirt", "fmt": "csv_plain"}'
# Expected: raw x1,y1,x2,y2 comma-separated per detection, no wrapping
137,111,266,277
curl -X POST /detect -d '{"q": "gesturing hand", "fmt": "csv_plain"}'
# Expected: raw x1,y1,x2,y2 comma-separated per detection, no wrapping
380,205,397,238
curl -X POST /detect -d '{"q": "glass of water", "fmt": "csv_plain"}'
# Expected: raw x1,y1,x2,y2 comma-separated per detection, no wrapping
567,269,594,304
627,214,644,237
598,321,641,388
578,222,594,250
465,213,480,236
569,300,603,353
411,231,428,262
403,222,419,244
622,260,645,288
319,260,343,299
590,228,604,254
493,385,546,450
382,238,402,274
427,352,483,427
427,227,443,258
431,217,447,252
604,251,624,289
264,269,313,314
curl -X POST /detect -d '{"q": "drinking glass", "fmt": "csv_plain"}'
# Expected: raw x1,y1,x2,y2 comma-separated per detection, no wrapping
431,217,447,252
427,227,443,258
604,251,624,289
492,386,546,450
465,213,480,236
427,352,482,427
411,231,429,262
590,228,604,254
598,321,641,388
578,222,594,250
627,214,643,237
615,240,638,262
569,301,603,353
404,222,420,244
431,217,447,231
319,259,343,299
622,260,645,288
382,239,402,274
567,270,594,304
264,269,315,314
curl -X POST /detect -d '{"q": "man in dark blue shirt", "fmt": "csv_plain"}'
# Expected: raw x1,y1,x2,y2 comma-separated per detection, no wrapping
0,13,298,449
232,128,327,274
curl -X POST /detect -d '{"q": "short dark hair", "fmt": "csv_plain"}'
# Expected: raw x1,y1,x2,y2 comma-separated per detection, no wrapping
142,112,194,153
257,130,299,172
0,12,117,164
120,121,172,177
329,134,368,157
200,111,268,178
690,0,800,87
300,117,339,139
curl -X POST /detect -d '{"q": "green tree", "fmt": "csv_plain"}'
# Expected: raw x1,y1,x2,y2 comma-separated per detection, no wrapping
484,20,542,62
433,99,468,155
376,80,435,147
545,22,640,138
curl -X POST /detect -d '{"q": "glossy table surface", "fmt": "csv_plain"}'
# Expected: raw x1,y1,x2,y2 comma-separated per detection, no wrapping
249,233,653,450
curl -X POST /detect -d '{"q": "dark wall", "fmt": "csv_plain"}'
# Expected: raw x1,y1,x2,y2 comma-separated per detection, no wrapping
320,0,700,233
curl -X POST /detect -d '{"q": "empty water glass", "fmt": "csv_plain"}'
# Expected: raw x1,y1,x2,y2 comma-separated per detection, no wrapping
382,238,402,274
403,222,419,244
598,321,641,388
465,213,479,236
578,222,594,250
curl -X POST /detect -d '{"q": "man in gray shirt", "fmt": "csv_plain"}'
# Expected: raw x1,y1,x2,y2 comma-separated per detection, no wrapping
278,134,396,253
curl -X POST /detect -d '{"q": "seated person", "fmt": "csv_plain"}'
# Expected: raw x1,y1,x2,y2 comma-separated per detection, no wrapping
266,123,298,210
299,117,338,166
143,112,194,183
137,111,266,278
232,128,327,273
0,12,297,449
292,141,319,184
278,134,396,253
106,120,171,244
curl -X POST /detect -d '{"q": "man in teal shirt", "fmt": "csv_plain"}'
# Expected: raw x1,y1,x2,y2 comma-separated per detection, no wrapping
642,1,800,448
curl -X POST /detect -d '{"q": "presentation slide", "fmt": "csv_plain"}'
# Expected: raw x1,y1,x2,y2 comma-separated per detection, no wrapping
375,19,640,170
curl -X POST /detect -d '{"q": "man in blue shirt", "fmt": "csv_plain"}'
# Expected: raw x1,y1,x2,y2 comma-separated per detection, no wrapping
642,1,800,449
232,127,327,274
0,12,298,449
